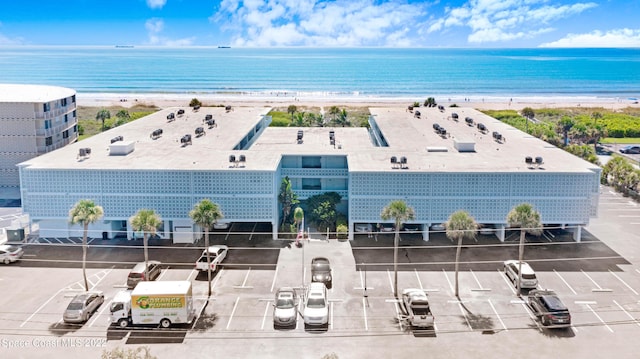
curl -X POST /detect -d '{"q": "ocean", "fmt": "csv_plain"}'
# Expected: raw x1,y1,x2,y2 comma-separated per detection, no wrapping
1,47,639,99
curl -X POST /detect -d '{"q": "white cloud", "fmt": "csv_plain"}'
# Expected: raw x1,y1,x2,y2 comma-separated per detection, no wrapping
0,33,24,45
540,28,640,48
427,0,597,44
146,0,167,9
145,18,195,46
213,0,428,47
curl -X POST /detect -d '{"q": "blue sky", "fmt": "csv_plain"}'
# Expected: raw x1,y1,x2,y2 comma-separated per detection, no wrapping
0,0,638,47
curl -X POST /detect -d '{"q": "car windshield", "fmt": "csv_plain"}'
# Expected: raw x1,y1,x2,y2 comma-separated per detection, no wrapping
307,298,325,308
312,262,330,272
543,296,567,311
276,298,294,309
67,302,84,310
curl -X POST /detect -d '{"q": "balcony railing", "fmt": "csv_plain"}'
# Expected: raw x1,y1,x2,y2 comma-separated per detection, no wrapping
293,189,348,199
35,121,77,137
281,168,348,178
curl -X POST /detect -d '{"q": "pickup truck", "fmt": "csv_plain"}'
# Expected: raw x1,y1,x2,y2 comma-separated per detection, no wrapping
401,288,435,328
195,245,228,272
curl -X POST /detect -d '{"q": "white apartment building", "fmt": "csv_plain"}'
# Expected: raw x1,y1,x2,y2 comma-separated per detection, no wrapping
0,84,77,200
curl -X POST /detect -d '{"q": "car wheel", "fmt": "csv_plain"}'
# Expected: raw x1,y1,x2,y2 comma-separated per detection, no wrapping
117,318,129,328
160,318,171,328
3,258,9,265
542,316,550,326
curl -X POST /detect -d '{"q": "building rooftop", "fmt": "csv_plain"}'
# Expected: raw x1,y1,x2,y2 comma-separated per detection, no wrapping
19,105,599,174
0,84,76,103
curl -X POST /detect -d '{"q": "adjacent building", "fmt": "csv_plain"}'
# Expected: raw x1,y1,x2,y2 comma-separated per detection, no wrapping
17,105,600,242
0,84,78,201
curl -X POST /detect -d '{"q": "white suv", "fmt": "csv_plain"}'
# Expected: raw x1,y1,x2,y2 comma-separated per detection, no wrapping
504,260,538,289
303,283,329,329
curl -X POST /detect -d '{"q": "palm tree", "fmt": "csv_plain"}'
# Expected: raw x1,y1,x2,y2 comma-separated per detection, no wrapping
381,200,415,298
130,209,162,283
287,105,297,121
115,109,130,126
96,109,111,132
278,176,299,227
507,203,542,293
445,211,478,298
189,199,224,297
69,199,104,291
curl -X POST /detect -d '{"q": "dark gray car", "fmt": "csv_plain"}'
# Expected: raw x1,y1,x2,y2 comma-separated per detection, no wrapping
311,257,332,289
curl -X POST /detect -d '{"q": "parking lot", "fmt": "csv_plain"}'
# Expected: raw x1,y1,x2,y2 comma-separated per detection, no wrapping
1,186,640,358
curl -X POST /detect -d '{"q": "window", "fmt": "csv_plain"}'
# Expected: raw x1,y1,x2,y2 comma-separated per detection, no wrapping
43,103,50,112
302,178,321,190
72,95,76,103
61,98,67,106
302,156,322,168
44,120,51,129
64,114,68,123
45,137,52,146
62,130,69,139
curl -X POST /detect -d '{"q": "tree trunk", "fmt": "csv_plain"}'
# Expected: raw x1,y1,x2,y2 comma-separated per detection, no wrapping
393,228,399,298
517,229,525,293
205,229,212,298
454,236,462,298
82,222,89,292
144,233,149,282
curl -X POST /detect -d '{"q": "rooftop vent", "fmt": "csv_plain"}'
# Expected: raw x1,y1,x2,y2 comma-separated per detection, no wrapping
177,109,185,116
195,127,206,137
438,105,445,112
451,113,459,120
477,123,487,133
390,156,398,168
229,154,236,163
535,156,544,166
150,129,163,140
225,105,232,112
110,135,123,144
492,131,504,143
167,113,175,121
407,105,414,113
204,114,213,121
465,117,474,126
205,118,216,128
193,105,201,112
525,156,533,166
77,147,92,159
414,110,421,118
433,124,448,137
400,156,407,167
329,130,335,140
180,134,192,146
297,130,304,144
229,154,246,168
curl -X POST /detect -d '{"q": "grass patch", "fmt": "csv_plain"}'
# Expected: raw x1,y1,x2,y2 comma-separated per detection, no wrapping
267,105,370,127
600,138,640,144
77,104,159,140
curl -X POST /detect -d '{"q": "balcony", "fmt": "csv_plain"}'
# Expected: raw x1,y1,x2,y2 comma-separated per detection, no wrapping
36,121,77,137
293,189,348,200
281,168,348,178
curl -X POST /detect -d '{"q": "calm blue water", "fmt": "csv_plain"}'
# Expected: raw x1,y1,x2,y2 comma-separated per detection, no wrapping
1,47,639,98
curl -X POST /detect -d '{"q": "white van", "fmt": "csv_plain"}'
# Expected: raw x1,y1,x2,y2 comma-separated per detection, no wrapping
504,260,538,289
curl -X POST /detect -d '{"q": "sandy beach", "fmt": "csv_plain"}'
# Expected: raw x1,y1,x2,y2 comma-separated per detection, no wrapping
76,92,639,111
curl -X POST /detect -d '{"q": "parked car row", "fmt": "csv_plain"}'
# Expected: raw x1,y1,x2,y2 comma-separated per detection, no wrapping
503,259,571,328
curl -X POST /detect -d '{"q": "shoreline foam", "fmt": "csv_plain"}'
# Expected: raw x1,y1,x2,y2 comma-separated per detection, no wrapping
76,92,639,111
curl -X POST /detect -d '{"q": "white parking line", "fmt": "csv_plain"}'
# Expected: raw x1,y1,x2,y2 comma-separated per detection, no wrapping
554,270,577,295
88,297,111,327
613,300,640,327
442,269,454,294
487,299,507,332
584,303,613,333
391,300,404,332
414,269,424,290
233,268,254,289
362,297,369,331
498,269,517,295
329,302,334,330
270,266,279,293
608,270,639,295
20,287,66,327
226,297,240,330
261,301,270,330
54,238,64,244
581,270,612,292
386,269,394,295
470,269,491,291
